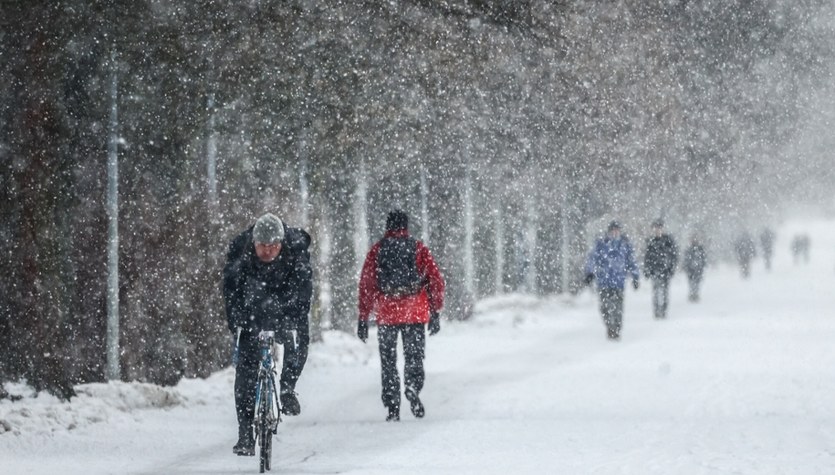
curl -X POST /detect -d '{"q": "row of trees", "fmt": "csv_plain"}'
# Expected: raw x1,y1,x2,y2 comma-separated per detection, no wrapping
1,0,832,397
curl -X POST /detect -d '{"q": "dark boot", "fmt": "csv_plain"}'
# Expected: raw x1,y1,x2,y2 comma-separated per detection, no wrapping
233,426,255,456
405,386,425,418
280,391,300,416
386,405,400,422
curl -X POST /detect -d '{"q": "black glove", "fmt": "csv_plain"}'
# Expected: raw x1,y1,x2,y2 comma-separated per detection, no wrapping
633,279,640,290
428,311,441,336
357,320,368,343
584,273,595,285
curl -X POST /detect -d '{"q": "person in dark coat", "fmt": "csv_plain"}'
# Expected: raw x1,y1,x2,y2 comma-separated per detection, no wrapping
734,232,757,278
223,213,313,456
357,210,445,422
584,220,640,340
643,219,679,319
683,235,707,302
760,228,776,271
791,234,810,264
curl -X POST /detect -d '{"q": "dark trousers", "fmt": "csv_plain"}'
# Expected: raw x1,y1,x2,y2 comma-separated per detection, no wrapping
651,277,670,318
234,322,309,433
378,323,425,410
687,275,702,301
739,259,751,278
598,288,624,338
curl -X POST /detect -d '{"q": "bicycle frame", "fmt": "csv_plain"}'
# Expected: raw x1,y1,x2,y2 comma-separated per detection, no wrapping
253,333,280,424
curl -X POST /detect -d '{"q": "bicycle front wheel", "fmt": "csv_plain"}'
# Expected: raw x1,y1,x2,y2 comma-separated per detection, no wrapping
258,379,273,473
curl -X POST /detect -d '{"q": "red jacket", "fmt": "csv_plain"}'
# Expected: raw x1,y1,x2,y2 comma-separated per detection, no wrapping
358,229,445,325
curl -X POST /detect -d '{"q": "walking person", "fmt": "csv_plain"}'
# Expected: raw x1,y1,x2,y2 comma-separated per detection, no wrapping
643,219,679,319
357,210,445,422
760,227,776,271
734,232,757,278
584,220,640,340
683,235,707,302
223,213,313,456
791,234,810,264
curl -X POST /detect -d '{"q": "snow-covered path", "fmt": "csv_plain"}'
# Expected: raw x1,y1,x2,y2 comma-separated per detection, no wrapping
2,217,835,474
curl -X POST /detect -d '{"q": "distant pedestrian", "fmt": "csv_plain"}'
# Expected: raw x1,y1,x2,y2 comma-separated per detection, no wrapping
357,210,445,422
683,236,707,302
643,219,678,319
791,234,810,264
734,232,757,278
584,221,640,340
760,228,776,271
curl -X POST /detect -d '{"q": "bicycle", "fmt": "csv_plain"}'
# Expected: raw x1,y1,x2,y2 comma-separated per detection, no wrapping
252,329,284,473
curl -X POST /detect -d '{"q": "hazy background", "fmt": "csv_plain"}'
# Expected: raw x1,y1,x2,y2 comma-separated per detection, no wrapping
2,0,834,395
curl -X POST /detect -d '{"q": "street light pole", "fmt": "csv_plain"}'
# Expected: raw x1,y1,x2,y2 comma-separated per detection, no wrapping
106,47,121,381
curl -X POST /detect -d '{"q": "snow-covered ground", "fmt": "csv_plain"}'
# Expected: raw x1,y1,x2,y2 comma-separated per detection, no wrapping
2,217,834,474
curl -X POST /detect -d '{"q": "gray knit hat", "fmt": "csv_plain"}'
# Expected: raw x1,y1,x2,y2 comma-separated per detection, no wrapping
253,213,285,244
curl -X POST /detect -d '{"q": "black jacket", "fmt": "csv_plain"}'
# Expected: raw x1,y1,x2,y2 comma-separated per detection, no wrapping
223,224,313,333
735,235,757,261
644,234,678,280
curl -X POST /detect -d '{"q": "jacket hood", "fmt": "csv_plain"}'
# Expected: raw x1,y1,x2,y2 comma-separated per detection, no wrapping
284,226,311,251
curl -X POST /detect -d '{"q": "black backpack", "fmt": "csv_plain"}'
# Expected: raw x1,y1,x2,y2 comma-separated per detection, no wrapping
376,236,424,296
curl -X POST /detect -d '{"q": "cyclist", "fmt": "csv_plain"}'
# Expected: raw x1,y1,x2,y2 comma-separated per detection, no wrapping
223,213,313,456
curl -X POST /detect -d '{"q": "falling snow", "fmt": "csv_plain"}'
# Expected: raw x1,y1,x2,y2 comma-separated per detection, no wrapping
2,2,835,473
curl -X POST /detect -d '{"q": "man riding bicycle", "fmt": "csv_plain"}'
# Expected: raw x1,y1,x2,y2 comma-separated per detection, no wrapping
223,213,313,456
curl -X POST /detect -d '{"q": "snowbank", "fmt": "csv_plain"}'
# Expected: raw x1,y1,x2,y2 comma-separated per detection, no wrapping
0,328,374,437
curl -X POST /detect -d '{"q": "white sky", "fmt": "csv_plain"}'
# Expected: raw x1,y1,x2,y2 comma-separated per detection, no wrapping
2,215,834,474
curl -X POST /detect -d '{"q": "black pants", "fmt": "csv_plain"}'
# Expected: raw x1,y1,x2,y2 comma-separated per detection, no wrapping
378,323,425,410
739,259,751,278
234,322,309,433
598,288,624,338
651,277,670,318
687,274,702,301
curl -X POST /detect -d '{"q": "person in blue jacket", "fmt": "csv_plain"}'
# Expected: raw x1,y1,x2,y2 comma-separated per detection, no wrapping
584,220,641,340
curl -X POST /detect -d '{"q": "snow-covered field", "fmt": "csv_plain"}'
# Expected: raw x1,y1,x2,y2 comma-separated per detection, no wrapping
2,217,834,474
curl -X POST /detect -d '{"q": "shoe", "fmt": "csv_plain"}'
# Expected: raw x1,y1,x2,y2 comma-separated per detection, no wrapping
280,391,300,416
233,429,255,456
405,387,425,418
386,405,400,422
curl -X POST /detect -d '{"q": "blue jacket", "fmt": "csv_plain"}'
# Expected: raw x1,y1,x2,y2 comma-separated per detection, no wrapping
585,235,640,289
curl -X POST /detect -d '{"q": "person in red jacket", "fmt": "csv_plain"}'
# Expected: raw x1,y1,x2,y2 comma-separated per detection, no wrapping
357,210,445,422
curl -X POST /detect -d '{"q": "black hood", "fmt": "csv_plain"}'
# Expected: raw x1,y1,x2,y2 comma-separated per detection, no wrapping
283,226,311,252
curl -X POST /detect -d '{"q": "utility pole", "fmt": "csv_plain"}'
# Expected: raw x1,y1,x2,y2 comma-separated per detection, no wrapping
494,204,504,295
298,128,310,229
206,92,218,214
420,167,429,244
106,48,120,381
353,159,369,276
463,164,475,298
560,177,570,294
